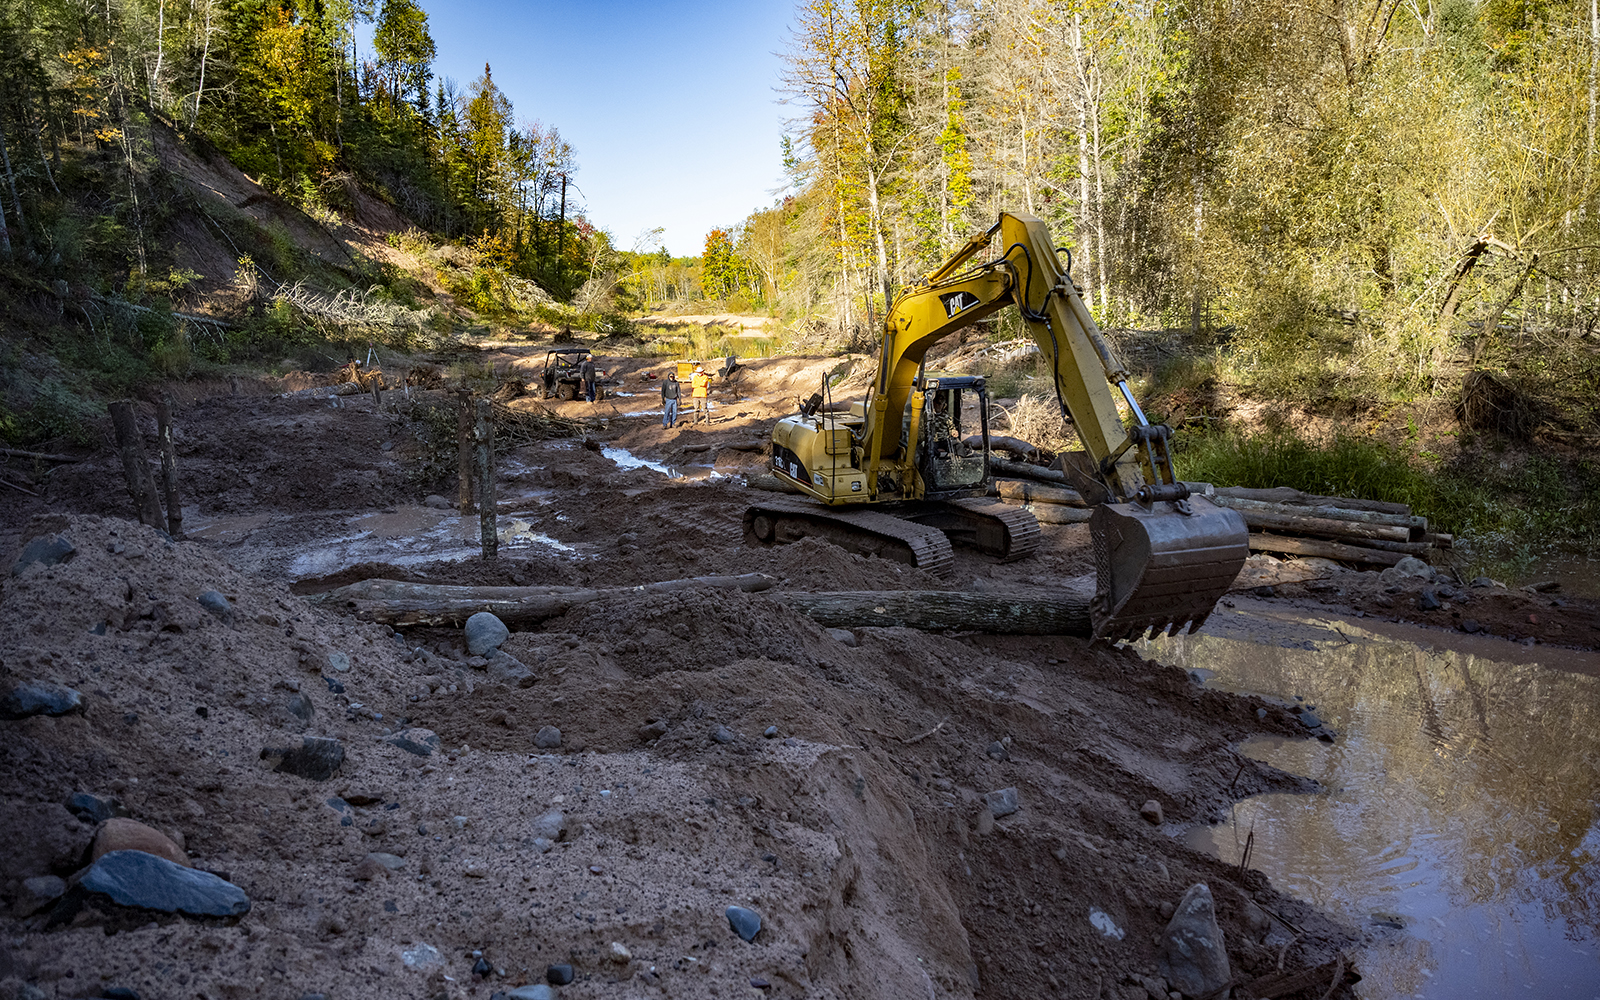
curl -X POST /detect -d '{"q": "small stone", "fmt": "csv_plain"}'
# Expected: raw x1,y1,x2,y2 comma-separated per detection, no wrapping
726,904,762,941
825,628,857,646
1088,908,1125,940
1157,883,1231,998
15,874,67,915
351,857,388,881
424,494,454,509
1417,587,1441,611
1140,800,1164,825
366,852,406,871
1139,975,1170,1000
197,590,233,621
1255,707,1267,719
1298,710,1323,728
286,693,316,725
984,787,1019,818
763,726,779,738
1252,585,1275,598
92,817,188,867
465,612,511,655
534,726,562,749
72,849,250,918
65,792,119,824
473,957,493,977
402,942,443,971
386,728,440,757
985,741,1010,762
530,810,566,841
711,725,736,744
326,651,351,673
485,649,534,686
609,941,631,963
507,986,555,1000
0,679,83,720
546,963,574,985
10,534,75,575
1460,618,1481,633
532,837,554,853
262,736,345,781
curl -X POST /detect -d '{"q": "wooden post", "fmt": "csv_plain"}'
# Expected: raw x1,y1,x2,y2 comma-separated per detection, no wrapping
155,396,183,538
371,378,381,409
475,398,497,561
107,401,165,530
455,389,474,514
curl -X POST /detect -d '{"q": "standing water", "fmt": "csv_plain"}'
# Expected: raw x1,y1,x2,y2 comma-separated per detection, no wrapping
1139,612,1600,999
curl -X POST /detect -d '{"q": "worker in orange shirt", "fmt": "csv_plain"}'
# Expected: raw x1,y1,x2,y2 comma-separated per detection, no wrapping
691,366,712,425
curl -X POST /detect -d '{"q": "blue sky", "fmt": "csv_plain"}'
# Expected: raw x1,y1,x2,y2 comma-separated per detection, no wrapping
417,0,796,257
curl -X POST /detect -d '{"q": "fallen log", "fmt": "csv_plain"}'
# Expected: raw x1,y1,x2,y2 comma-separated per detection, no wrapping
1213,485,1410,516
313,573,780,627
1248,532,1405,567
994,480,1088,507
1211,494,1426,535
1234,507,1410,544
770,587,1092,636
0,446,80,463
988,456,1071,485
1013,502,1094,525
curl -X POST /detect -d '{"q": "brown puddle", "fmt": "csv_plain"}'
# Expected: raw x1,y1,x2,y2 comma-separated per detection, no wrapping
1139,613,1600,998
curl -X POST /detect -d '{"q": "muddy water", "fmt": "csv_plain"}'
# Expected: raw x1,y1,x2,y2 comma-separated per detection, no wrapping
1139,614,1600,999
602,446,719,480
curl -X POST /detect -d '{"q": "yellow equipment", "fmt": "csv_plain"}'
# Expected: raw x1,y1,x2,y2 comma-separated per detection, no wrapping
745,212,1249,640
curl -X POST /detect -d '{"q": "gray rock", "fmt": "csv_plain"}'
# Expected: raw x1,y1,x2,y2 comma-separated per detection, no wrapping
638,719,668,740
262,737,345,781
286,694,315,725
1460,618,1482,634
546,964,574,985
16,874,66,915
401,942,443,970
1297,710,1323,728
72,849,250,918
0,680,83,720
985,741,1010,762
326,651,351,673
984,787,1019,818
197,590,233,621
825,628,857,646
532,837,554,854
423,494,454,509
711,725,736,744
1157,883,1231,998
11,534,76,575
365,852,406,871
465,612,511,655
1417,588,1441,611
534,725,562,749
506,986,555,1000
1140,799,1164,825
1139,975,1170,1000
726,904,762,941
65,792,119,824
530,810,566,841
386,728,440,757
763,726,779,738
486,649,534,686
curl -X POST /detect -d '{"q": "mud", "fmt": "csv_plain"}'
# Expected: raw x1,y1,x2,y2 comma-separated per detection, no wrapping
1,352,1595,1000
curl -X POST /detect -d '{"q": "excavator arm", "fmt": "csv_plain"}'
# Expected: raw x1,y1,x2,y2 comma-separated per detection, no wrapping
868,212,1249,638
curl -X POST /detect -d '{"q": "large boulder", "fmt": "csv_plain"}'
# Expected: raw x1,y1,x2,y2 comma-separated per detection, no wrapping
1157,883,1231,997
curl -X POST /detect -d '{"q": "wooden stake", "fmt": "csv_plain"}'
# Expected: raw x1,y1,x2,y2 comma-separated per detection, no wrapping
155,396,183,538
475,397,497,561
455,389,473,514
107,400,165,530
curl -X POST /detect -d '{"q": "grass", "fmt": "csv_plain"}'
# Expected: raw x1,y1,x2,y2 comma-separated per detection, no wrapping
1176,427,1600,578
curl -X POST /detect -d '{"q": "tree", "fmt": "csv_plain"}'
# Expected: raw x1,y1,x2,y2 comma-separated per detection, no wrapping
373,0,435,115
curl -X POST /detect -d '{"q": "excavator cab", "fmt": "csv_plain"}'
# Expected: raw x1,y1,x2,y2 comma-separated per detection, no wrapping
913,376,989,496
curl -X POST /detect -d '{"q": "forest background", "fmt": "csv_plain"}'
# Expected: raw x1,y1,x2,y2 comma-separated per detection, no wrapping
0,0,1596,567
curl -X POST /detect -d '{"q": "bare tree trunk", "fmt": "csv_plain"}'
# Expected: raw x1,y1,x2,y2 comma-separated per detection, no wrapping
108,401,166,530
192,0,212,126
156,396,183,538
475,398,497,561
152,0,166,105
455,390,474,513
0,128,23,238
1591,0,1598,172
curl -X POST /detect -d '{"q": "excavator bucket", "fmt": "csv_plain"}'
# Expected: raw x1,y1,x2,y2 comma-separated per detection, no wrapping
1089,496,1250,640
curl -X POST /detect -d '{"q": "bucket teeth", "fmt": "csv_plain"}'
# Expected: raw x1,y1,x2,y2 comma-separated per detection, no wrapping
1089,496,1249,642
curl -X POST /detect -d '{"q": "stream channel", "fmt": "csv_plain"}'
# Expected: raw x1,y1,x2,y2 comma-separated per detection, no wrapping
1137,608,1600,998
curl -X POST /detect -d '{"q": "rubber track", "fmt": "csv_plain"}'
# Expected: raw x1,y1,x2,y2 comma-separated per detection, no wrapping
743,495,956,579
946,497,1042,562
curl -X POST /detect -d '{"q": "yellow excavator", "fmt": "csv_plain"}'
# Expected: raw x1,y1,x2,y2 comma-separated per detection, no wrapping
744,212,1249,640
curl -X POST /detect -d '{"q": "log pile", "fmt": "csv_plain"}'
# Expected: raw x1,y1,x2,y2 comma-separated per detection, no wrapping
991,469,1451,568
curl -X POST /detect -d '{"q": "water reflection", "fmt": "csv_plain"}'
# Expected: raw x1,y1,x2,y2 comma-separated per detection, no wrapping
602,446,720,481
1139,619,1600,999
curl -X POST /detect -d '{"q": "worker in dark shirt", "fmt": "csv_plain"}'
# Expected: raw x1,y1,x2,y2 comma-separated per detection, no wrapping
661,375,681,428
579,355,597,403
